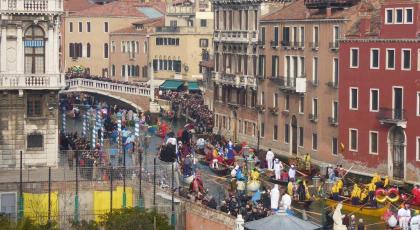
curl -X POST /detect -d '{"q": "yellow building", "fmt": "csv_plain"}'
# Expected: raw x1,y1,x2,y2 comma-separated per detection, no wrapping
63,1,165,76
149,0,213,82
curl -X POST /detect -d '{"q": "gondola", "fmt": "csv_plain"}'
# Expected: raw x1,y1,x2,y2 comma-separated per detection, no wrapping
325,198,388,217
209,164,230,176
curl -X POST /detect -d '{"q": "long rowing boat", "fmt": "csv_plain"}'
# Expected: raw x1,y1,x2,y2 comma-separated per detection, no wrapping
325,198,388,217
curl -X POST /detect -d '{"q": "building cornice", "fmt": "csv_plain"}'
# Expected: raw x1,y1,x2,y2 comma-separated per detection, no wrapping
260,18,348,24
341,38,420,43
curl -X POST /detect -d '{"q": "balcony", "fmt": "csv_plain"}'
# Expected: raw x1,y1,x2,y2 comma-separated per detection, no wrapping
258,40,265,48
0,73,64,90
377,108,407,128
0,0,63,13
309,42,319,51
308,79,319,87
328,116,338,126
309,113,318,123
254,104,265,113
166,5,195,15
304,0,359,9
214,72,256,89
155,26,180,33
268,107,279,116
326,81,338,89
270,40,278,48
281,40,291,48
329,41,339,51
290,41,305,50
214,30,253,43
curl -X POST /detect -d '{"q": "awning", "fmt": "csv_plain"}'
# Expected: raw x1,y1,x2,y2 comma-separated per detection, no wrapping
188,82,200,91
160,80,184,90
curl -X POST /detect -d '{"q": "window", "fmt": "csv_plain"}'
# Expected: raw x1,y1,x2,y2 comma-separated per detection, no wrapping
312,98,318,117
402,49,411,70
370,49,379,69
386,49,395,69
313,26,319,47
273,125,278,140
258,55,265,77
272,56,279,76
111,65,115,77
199,39,209,48
260,27,265,45
27,94,42,117
78,22,82,32
299,127,304,147
86,43,91,58
24,26,45,74
274,27,279,43
369,131,378,154
284,124,289,143
333,58,339,85
69,22,73,32
299,96,304,113
111,41,115,53
170,20,177,27
370,89,379,112
405,8,413,24
332,137,338,155
417,137,420,161
121,65,125,76
385,9,393,24
417,92,420,116
87,22,91,32
350,48,359,68
349,129,358,151
300,26,305,45
312,133,318,150
200,19,207,27
396,8,403,24
260,122,264,138
285,95,290,111
332,101,338,121
418,49,420,71
350,88,358,110
104,43,108,58
104,22,109,32
273,93,278,108
27,133,43,149
69,43,82,58
312,57,318,84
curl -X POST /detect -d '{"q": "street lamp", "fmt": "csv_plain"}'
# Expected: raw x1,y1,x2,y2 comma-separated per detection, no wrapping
116,112,126,208
134,114,144,208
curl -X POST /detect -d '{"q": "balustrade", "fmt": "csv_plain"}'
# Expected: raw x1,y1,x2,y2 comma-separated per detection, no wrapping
0,73,64,89
66,78,150,97
1,0,62,12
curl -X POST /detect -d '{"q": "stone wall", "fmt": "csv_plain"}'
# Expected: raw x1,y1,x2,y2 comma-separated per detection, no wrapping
184,201,235,230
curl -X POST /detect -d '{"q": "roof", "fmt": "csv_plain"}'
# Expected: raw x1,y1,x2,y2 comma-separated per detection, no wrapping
261,0,363,21
71,1,165,17
160,80,184,90
111,17,164,35
188,82,200,91
64,0,95,12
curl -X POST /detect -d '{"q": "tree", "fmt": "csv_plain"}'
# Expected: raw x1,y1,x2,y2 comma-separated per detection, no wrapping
101,208,171,230
0,215,57,230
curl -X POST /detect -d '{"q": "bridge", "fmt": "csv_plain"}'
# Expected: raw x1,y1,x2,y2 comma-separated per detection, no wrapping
64,78,153,111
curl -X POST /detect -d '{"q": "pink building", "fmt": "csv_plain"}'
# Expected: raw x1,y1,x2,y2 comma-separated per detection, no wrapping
339,0,420,183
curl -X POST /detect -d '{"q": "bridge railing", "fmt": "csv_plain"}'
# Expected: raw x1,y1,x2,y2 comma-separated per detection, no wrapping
66,78,151,97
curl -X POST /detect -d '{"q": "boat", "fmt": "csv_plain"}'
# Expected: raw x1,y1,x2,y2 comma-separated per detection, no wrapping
268,177,289,186
209,164,230,176
292,199,313,209
325,198,388,217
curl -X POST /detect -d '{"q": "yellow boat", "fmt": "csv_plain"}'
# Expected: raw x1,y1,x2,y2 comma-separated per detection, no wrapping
325,198,388,217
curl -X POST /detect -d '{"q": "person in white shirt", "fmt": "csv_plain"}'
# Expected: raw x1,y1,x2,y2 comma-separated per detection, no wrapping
410,211,419,230
397,203,411,230
273,159,283,180
270,184,280,211
280,191,292,211
288,165,297,182
266,149,274,170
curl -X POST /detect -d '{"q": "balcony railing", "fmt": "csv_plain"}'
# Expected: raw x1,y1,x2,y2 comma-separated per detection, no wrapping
270,40,278,48
308,79,319,87
327,81,338,89
1,0,63,12
304,0,358,9
0,73,64,89
377,108,406,126
281,40,291,48
329,41,339,51
155,26,180,33
268,107,279,116
309,42,319,50
309,113,318,122
258,40,265,47
328,116,338,126
66,78,150,97
166,6,194,15
290,41,305,49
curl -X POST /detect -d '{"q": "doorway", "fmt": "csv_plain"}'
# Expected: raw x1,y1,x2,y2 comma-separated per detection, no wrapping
389,126,405,179
291,115,297,155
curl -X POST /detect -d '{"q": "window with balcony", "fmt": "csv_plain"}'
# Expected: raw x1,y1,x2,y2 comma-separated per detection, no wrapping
332,58,339,86
200,19,207,27
24,26,45,74
385,9,393,24
244,10,248,30
104,22,109,32
258,55,265,77
27,94,43,117
396,8,403,24
402,49,411,70
27,133,43,150
293,27,298,44
299,96,304,114
273,27,279,45
69,43,82,59
405,8,413,24
350,87,358,110
273,125,278,140
300,26,305,46
312,133,318,150
332,137,338,155
370,89,379,112
350,48,359,68
282,27,290,46
285,124,289,143
370,48,379,69
69,22,73,32
386,49,395,69
299,127,304,147
369,131,378,154
349,129,358,151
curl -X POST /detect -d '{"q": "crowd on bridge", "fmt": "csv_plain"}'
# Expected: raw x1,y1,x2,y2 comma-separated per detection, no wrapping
65,72,150,88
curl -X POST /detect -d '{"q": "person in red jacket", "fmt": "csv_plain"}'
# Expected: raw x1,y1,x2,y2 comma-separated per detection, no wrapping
411,185,420,206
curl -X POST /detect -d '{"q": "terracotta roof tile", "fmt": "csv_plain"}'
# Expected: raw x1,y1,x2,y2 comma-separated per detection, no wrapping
111,17,164,34
64,0,95,13
71,0,165,17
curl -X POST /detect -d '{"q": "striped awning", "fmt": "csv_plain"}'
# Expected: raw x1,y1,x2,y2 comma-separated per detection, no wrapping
24,40,45,47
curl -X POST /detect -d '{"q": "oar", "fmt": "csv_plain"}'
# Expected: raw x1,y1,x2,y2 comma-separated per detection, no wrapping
341,165,354,178
283,161,308,177
347,202,370,216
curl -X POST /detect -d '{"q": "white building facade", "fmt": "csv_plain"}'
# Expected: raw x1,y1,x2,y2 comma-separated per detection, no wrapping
0,0,64,167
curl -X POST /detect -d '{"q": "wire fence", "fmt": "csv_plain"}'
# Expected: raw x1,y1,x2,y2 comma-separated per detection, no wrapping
0,156,185,229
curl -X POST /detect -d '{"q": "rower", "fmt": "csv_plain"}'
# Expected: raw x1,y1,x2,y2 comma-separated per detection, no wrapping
360,188,368,204
351,184,361,205
331,183,340,201
250,168,260,181
287,181,294,196
337,179,344,195
303,180,311,200
367,182,377,207
303,153,311,171
383,176,389,188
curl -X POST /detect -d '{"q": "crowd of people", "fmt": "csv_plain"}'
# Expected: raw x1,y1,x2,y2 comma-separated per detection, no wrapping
65,72,150,88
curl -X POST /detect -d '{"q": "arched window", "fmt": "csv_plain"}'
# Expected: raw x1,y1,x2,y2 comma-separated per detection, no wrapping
111,65,115,77
87,43,91,58
135,65,140,76
104,43,109,58
24,26,45,74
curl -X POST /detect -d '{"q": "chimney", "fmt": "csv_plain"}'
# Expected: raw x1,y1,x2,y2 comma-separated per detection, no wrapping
326,7,332,17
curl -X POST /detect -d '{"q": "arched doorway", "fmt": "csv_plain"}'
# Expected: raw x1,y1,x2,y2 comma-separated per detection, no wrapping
291,115,298,155
24,25,45,74
388,127,405,179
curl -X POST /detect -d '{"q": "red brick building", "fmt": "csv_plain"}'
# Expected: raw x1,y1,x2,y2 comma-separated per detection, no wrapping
339,0,420,183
